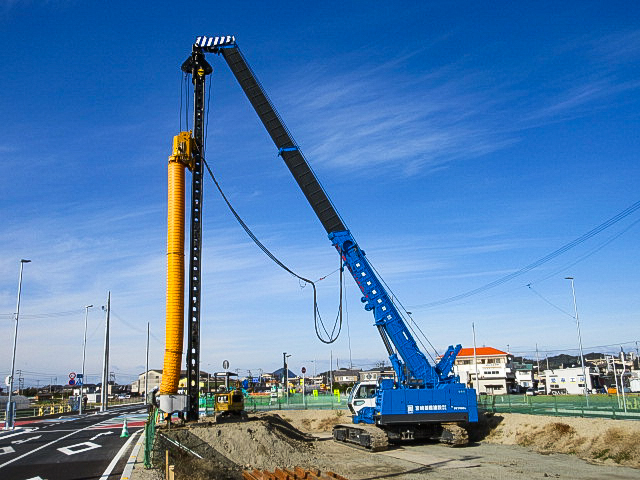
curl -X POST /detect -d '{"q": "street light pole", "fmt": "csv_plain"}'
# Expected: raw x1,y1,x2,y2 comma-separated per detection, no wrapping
5,259,30,430
565,277,589,406
79,304,93,415
144,322,150,403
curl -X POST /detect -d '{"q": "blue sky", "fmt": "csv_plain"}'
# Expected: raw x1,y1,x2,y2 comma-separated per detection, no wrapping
1,2,639,387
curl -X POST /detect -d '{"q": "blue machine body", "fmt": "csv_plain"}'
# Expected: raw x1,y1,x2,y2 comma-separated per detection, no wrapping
330,230,478,425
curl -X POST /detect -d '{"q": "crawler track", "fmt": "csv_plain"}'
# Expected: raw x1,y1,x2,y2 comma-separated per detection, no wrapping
332,424,389,452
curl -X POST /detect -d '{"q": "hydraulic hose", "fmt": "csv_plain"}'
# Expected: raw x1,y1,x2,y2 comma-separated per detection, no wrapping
160,132,191,395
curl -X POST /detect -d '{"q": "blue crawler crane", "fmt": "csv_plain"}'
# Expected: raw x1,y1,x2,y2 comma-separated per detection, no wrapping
192,35,478,450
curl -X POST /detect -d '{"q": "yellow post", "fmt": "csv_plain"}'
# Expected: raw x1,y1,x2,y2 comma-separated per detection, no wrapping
160,132,192,395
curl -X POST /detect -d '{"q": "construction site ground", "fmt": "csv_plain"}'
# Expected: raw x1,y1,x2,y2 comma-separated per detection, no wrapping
132,409,640,479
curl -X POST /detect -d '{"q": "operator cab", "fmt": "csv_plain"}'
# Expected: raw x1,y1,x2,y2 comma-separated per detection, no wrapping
348,381,378,416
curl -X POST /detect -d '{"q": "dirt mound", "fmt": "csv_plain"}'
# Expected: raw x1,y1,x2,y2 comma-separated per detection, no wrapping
277,409,348,433
185,413,329,472
486,413,640,468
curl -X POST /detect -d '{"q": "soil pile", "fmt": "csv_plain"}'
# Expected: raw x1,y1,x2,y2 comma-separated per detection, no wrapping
162,413,330,478
485,412,640,468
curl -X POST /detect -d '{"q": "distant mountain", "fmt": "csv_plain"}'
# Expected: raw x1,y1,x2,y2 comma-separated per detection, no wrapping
271,367,297,380
513,352,603,370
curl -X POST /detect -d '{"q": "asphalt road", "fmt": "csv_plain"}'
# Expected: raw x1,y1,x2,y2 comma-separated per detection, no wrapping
0,404,146,480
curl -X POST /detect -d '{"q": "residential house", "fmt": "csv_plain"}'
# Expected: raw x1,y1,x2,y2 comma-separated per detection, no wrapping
130,369,212,395
453,347,515,395
513,363,535,391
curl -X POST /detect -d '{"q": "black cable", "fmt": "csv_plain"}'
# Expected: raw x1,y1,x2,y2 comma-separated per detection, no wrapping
179,72,183,131
200,155,341,344
185,73,190,130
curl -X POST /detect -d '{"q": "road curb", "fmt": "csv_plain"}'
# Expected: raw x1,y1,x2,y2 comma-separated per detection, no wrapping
120,429,145,480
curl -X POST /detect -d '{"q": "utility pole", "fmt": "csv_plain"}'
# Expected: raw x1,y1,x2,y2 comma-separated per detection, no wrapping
330,350,333,394
80,304,93,415
5,259,30,430
472,323,479,392
100,292,111,412
620,347,627,412
565,277,589,406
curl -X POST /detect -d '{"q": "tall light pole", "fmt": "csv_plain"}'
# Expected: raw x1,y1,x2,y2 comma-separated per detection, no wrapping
565,277,589,406
79,304,93,415
283,352,291,404
5,259,30,430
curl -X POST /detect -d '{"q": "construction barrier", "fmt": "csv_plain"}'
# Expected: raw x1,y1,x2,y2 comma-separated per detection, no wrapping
143,406,157,468
199,392,348,415
477,393,640,420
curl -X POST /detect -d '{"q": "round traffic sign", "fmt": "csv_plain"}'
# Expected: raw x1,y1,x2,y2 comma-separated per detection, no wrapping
222,360,229,370
69,372,77,379
301,367,306,374
68,379,76,386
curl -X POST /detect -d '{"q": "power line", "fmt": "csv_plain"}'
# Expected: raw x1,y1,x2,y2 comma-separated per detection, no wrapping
412,199,640,309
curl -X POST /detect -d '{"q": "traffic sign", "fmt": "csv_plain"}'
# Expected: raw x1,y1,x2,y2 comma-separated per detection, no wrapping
301,367,306,374
76,373,83,378
4,375,11,386
68,379,76,386
222,360,229,369
69,372,77,379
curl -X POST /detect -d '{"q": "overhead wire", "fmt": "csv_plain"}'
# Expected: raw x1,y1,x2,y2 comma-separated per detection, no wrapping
413,198,640,309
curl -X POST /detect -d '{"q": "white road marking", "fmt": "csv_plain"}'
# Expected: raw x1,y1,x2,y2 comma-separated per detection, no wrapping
0,446,16,455
0,423,95,469
90,431,114,441
99,430,141,480
57,441,101,456
25,476,46,479
11,436,42,444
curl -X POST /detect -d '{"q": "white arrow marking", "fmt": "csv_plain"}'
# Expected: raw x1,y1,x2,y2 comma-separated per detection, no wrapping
12,435,42,444
26,477,46,480
57,442,101,456
90,431,113,441
0,446,16,455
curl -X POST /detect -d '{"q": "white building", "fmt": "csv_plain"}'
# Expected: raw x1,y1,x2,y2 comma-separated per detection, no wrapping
358,368,396,383
514,363,535,391
131,369,163,395
542,366,598,395
453,347,515,395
